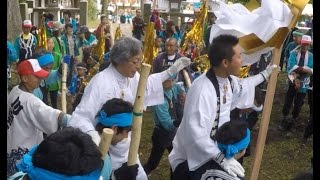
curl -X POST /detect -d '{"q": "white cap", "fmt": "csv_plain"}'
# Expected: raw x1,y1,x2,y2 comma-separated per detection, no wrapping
301,35,312,44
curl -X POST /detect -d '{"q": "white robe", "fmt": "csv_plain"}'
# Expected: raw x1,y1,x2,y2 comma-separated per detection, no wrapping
69,64,169,180
168,73,265,171
7,86,61,176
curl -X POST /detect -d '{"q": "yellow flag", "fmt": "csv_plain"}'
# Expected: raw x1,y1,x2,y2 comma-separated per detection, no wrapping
36,16,47,50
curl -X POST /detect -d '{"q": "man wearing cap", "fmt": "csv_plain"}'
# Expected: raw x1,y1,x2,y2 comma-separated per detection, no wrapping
14,20,38,61
279,35,313,132
7,59,71,177
283,30,303,71
52,21,66,70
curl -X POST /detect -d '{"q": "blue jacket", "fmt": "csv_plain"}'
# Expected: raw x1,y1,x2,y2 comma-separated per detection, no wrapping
7,41,18,63
77,34,97,48
14,34,37,60
287,50,313,93
61,34,80,57
152,84,184,131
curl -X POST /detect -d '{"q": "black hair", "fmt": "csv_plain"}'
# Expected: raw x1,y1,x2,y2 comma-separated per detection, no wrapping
43,13,54,21
95,98,133,135
65,23,73,30
64,10,71,18
100,14,107,21
215,120,248,145
32,127,103,176
208,34,239,67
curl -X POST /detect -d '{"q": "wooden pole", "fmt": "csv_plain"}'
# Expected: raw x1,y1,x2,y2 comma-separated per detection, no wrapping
249,47,281,180
249,2,304,178
98,128,114,160
182,69,191,88
61,62,68,113
127,63,151,166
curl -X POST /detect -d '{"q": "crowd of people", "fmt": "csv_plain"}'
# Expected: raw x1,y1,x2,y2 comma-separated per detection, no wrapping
7,6,313,180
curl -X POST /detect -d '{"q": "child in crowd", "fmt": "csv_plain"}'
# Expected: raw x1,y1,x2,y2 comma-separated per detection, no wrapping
46,38,62,108
69,62,87,111
143,73,185,175
32,49,70,106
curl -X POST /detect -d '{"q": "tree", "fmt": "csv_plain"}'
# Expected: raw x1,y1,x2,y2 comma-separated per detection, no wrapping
88,0,98,20
7,0,22,42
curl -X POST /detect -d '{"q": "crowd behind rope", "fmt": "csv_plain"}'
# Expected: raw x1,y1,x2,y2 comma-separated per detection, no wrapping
7,9,313,179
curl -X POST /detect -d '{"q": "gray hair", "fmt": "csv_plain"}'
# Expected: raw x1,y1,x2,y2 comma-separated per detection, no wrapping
110,37,143,66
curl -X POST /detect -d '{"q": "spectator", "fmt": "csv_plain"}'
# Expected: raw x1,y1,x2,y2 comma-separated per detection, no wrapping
94,14,113,53
60,10,78,34
132,9,145,41
14,20,37,61
77,26,97,48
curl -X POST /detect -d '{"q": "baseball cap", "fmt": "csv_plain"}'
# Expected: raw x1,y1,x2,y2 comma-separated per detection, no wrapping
301,35,312,44
22,20,32,28
292,30,303,37
18,59,49,78
52,21,64,31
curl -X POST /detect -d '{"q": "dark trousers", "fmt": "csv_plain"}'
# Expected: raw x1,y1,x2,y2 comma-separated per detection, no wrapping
143,127,175,175
303,90,313,139
49,90,58,109
171,161,190,180
282,84,306,119
40,86,49,105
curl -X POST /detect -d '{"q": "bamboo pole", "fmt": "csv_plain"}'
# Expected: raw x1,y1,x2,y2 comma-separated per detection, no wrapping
182,69,191,88
249,3,304,179
98,128,114,160
61,62,68,113
127,63,151,166
249,47,281,180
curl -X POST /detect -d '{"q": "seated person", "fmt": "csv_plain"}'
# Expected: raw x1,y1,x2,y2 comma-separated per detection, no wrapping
95,98,140,180
9,127,103,179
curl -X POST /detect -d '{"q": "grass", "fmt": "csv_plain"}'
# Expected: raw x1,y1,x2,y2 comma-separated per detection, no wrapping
8,67,312,179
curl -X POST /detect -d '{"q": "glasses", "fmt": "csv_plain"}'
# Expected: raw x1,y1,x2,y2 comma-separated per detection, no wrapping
128,58,142,65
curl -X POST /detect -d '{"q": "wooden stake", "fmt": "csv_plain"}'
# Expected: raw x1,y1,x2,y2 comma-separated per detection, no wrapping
98,128,114,160
127,63,151,166
61,62,68,113
249,47,281,180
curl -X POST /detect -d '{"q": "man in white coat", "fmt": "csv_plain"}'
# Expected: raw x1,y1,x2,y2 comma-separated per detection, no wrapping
169,34,277,179
68,36,191,179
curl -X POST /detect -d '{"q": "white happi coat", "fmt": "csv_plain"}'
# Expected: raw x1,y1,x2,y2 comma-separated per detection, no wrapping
7,86,61,176
69,64,169,180
169,73,265,171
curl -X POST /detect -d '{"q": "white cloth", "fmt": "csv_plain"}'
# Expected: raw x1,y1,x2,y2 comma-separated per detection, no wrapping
209,0,292,65
168,73,264,171
109,132,147,180
7,86,61,176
